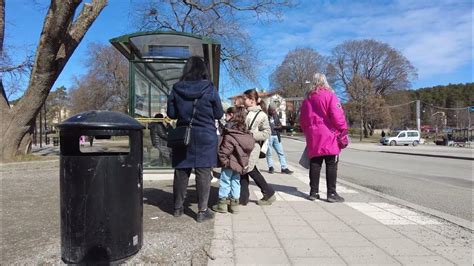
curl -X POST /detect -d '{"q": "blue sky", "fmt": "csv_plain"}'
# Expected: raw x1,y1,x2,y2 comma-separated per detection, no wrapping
4,0,473,100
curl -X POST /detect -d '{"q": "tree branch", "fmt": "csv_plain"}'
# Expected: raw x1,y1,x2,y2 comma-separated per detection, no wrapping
57,0,108,73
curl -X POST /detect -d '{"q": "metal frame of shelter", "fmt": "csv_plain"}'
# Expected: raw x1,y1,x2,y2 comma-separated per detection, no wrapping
110,31,221,168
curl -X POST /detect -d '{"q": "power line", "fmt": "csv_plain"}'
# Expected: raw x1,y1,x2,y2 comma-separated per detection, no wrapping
420,100,471,110
385,101,417,108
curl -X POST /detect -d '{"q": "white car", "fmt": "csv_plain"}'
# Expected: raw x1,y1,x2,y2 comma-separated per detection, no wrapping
382,130,421,146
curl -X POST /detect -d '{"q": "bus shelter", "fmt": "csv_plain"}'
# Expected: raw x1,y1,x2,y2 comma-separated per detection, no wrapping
110,31,221,169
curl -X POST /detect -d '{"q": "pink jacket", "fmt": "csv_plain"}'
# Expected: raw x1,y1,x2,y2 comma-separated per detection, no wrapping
300,88,348,158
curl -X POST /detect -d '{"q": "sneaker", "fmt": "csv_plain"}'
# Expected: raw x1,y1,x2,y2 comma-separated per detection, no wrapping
196,209,215,223
327,193,345,203
308,193,320,201
229,198,239,214
173,208,183,217
211,198,229,213
281,168,294,174
257,194,276,205
268,167,274,174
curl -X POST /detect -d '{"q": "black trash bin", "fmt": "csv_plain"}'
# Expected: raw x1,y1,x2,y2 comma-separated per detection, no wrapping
58,111,144,264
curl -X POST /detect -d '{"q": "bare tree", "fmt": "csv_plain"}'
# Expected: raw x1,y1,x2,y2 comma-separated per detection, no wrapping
345,75,391,139
270,47,328,97
330,39,417,97
70,43,128,114
0,0,107,161
384,90,413,130
46,86,68,125
134,0,294,86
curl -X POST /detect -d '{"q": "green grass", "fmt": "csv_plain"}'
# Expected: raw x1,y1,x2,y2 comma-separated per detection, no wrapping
2,154,57,163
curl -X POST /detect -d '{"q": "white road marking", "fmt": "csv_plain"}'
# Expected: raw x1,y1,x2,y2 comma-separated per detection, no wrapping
345,202,442,225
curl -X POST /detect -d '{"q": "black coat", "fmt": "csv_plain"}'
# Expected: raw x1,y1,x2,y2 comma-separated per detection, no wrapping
167,80,224,168
149,122,171,158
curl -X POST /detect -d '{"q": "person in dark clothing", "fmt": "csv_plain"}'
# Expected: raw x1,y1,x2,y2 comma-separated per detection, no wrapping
167,56,224,223
266,105,293,174
381,130,386,138
149,113,172,166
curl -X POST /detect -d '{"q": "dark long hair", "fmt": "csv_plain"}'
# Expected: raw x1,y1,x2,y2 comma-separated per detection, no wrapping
180,56,210,81
227,106,248,133
243,88,267,114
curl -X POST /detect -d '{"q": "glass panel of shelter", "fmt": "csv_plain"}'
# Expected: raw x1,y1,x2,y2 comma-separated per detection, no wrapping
110,32,221,169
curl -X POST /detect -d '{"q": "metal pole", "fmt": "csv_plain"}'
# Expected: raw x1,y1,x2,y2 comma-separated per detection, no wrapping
39,106,43,148
468,107,471,130
360,103,363,142
416,100,420,133
44,104,48,145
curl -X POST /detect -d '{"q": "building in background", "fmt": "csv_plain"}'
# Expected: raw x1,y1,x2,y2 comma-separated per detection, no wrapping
229,90,287,126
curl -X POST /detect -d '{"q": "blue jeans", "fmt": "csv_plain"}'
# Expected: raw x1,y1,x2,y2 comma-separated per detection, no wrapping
266,135,288,169
219,168,241,199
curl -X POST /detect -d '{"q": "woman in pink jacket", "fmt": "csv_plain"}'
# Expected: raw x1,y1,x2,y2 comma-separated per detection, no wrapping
300,73,348,203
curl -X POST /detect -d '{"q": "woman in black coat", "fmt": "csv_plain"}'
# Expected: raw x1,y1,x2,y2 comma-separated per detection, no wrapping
167,56,224,223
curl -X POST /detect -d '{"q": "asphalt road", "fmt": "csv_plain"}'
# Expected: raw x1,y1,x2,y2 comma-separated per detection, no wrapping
281,137,473,222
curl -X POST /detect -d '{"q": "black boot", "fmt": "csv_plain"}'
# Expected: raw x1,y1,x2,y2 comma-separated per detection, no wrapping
196,209,215,223
327,192,344,203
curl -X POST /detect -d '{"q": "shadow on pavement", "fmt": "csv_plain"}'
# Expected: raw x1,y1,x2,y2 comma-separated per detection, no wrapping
271,183,309,199
143,184,219,220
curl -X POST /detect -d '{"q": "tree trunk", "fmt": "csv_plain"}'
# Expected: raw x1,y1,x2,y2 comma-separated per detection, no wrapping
363,121,370,138
1,111,35,160
0,0,107,161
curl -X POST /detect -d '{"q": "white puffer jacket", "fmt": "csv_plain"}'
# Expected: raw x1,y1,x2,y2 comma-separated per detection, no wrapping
245,106,271,170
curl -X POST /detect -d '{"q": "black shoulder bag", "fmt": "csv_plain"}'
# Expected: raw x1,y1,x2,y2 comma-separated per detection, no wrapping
167,98,198,148
249,110,267,159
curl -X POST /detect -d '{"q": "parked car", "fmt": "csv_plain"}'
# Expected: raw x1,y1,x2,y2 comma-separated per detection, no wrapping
382,130,421,146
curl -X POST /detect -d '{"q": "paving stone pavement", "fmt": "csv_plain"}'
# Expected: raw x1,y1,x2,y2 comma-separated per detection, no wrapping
208,160,473,266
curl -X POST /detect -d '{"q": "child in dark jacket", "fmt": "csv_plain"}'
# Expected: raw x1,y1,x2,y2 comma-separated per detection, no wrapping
213,107,255,214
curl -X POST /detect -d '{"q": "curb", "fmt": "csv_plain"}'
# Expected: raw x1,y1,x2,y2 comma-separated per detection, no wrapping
336,176,473,231
287,159,472,231
380,150,472,161
282,136,472,161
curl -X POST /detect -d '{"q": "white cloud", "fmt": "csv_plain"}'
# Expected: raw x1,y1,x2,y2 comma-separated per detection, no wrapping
252,0,473,86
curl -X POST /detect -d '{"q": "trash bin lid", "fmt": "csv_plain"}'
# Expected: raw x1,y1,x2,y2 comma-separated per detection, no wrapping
59,111,144,130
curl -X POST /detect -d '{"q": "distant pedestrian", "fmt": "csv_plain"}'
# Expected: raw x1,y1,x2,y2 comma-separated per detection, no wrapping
240,88,276,206
381,130,386,138
79,136,86,146
167,56,224,222
266,105,293,174
149,113,172,166
213,107,255,214
233,95,245,107
300,73,348,203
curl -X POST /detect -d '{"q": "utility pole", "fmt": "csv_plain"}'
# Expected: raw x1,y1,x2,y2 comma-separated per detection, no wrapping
416,100,420,133
360,103,363,142
39,107,43,148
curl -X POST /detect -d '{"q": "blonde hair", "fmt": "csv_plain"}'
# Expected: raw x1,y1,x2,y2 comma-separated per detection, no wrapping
308,73,333,96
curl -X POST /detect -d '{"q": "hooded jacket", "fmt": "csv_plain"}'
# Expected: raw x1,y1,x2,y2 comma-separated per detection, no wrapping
245,106,271,170
299,88,348,158
167,80,224,168
149,121,171,158
218,128,255,174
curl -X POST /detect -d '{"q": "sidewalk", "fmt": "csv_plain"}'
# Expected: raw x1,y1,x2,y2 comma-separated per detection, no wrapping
207,160,473,265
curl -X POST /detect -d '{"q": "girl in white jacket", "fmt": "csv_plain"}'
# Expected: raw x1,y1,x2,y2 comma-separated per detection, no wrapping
240,89,276,205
